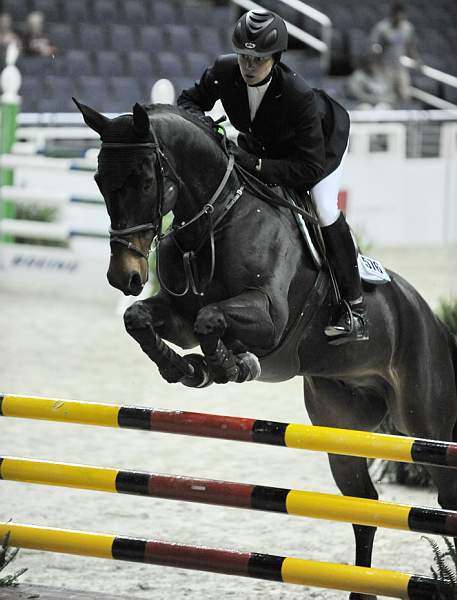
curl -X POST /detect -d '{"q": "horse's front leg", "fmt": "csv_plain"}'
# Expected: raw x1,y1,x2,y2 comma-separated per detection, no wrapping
123,291,204,385
194,289,275,383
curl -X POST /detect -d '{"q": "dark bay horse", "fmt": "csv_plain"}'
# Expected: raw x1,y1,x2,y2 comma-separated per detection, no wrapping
75,99,457,600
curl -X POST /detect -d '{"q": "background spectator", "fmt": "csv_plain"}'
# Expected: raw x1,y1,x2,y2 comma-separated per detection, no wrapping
346,53,395,109
0,12,22,67
369,1,420,104
21,11,57,57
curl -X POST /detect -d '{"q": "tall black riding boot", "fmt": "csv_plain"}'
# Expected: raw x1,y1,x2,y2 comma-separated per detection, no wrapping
321,212,369,344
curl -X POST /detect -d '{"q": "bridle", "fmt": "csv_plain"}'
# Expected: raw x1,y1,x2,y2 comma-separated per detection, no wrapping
101,131,174,261
100,126,244,297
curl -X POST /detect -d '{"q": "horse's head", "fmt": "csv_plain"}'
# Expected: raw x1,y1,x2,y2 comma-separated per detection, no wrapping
74,98,178,296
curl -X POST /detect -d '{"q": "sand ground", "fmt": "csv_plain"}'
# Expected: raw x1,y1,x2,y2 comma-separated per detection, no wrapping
1,244,455,599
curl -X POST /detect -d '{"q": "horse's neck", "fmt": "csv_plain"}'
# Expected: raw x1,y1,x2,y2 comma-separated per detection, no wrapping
157,117,230,222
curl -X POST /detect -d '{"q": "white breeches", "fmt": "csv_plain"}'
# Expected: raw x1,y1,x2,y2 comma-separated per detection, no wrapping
310,151,346,227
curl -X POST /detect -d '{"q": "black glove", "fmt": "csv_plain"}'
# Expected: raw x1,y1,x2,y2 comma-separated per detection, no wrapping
200,115,217,129
199,115,225,138
231,145,259,173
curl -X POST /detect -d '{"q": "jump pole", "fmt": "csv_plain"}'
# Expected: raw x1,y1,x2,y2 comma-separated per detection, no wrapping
2,455,457,537
0,522,452,599
2,393,457,469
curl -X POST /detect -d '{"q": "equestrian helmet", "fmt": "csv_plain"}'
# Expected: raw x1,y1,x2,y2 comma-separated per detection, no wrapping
232,10,288,57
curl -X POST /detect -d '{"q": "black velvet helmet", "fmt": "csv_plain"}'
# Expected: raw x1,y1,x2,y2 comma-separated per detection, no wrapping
232,10,288,57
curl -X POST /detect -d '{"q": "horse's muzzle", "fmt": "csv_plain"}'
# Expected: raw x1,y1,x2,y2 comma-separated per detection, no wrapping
107,267,146,296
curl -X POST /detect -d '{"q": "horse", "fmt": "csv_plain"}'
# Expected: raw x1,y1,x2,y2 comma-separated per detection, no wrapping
75,99,457,600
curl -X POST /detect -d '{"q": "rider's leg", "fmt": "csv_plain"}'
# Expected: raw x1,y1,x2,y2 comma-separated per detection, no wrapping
310,158,369,344
321,212,369,342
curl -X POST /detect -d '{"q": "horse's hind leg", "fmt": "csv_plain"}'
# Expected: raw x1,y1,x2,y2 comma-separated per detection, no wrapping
327,456,378,600
390,346,457,553
304,376,388,600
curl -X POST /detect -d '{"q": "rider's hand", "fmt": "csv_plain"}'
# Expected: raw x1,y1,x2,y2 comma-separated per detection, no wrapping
200,115,217,128
199,115,225,137
231,145,259,173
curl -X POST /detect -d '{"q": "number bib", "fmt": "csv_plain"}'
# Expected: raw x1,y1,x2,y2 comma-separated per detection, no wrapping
358,254,391,285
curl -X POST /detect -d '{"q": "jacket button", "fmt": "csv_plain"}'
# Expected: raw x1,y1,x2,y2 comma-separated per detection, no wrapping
248,127,252,132
262,146,266,151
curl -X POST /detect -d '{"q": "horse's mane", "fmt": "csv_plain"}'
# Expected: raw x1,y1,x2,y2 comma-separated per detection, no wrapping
99,104,225,193
144,103,224,146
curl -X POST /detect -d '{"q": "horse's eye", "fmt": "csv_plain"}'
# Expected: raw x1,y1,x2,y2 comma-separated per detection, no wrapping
142,179,153,192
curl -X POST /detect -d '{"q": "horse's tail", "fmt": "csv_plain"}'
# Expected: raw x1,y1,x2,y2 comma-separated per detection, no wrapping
444,320,457,437
437,309,457,400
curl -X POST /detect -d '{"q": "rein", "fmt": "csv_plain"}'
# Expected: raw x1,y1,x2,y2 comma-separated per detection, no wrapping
232,160,318,226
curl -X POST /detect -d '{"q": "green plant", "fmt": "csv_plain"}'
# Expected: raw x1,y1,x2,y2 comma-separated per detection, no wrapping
436,298,457,336
7,203,68,247
0,532,27,587
422,536,457,598
14,203,58,222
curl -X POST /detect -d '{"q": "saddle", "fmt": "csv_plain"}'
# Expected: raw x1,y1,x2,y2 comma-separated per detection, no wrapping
288,189,391,287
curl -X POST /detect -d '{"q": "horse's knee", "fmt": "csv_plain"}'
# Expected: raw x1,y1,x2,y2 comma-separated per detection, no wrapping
194,305,227,337
123,301,153,332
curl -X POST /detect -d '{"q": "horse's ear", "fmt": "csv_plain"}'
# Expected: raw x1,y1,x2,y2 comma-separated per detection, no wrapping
72,97,109,136
132,103,150,137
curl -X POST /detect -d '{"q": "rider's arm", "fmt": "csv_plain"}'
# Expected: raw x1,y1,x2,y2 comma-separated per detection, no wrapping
177,61,221,117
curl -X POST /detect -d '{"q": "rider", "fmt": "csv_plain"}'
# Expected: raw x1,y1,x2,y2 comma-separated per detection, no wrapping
177,9,368,344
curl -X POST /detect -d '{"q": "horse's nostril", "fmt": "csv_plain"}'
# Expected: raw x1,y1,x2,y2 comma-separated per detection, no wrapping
129,271,143,291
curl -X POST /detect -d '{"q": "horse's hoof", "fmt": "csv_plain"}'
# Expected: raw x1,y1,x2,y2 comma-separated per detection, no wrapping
181,354,213,388
158,365,189,384
235,352,261,382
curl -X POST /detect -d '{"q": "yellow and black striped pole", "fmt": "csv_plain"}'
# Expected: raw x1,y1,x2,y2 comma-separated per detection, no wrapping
1,455,456,536
1,393,457,468
0,522,452,599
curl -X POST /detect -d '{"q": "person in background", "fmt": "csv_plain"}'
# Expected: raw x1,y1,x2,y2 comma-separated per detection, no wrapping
0,13,22,67
369,1,420,104
178,10,369,344
21,11,57,57
347,52,395,109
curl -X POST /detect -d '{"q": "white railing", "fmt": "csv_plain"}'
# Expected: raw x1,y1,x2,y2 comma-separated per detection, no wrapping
0,185,102,206
349,123,407,157
349,109,457,123
0,153,95,171
401,56,457,110
230,0,331,69
0,218,68,242
401,56,457,90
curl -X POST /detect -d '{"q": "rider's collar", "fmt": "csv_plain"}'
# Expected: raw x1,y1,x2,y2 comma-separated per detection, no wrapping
247,68,274,88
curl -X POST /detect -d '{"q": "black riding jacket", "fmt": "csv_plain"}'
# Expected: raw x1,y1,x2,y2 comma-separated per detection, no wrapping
177,54,350,192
